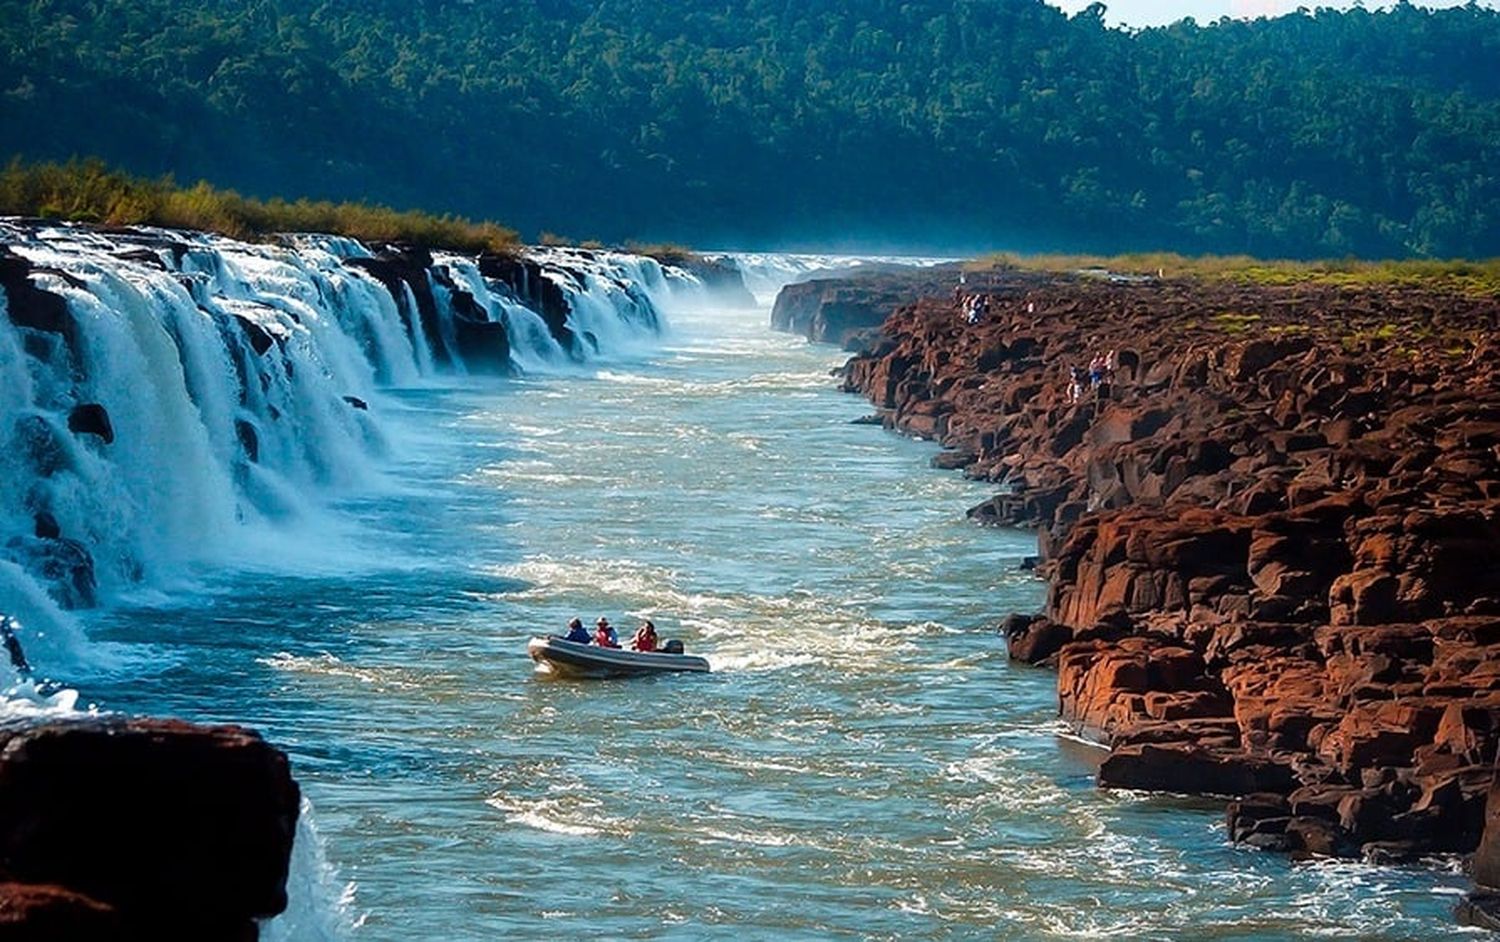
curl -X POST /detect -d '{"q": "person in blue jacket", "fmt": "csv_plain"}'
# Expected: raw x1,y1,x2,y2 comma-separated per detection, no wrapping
563,617,591,644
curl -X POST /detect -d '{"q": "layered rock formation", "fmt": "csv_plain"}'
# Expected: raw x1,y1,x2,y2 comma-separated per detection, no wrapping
0,716,300,940
838,269,1500,862
1462,761,1500,928
771,267,964,347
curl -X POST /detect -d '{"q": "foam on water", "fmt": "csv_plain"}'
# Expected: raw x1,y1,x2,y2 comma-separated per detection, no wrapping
5,251,1483,940
708,251,952,305
0,220,718,934
262,798,361,941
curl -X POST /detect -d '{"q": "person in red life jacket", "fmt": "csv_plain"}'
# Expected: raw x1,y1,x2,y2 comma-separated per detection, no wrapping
631,619,659,652
594,617,620,648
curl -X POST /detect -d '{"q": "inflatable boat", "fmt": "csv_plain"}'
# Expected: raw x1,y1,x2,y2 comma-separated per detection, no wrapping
527,636,710,679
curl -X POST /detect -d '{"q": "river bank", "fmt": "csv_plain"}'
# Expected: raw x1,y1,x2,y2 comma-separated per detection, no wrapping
2,232,1490,936
826,266,1500,865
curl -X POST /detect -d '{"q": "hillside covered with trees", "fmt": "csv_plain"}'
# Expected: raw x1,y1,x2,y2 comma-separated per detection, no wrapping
1,0,1498,256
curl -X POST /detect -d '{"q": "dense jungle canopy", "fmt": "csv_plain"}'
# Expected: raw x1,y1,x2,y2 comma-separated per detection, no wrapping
1,0,1498,255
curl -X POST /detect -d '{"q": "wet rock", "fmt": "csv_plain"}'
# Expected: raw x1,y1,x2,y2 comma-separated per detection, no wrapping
232,315,275,357
478,253,576,353
347,245,451,364
452,318,513,374
1000,614,1073,666
0,250,76,352
772,273,951,346
66,404,113,444
0,882,121,938
30,514,58,541
675,256,758,309
342,395,369,411
1,536,96,610
1099,743,1294,796
931,448,976,471
1473,763,1500,891
1457,893,1500,932
0,717,299,938
1285,816,1355,857
234,419,259,463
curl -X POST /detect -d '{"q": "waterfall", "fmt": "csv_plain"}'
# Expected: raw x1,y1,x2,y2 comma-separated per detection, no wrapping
706,251,953,306
0,218,745,940
261,798,359,941
0,220,718,676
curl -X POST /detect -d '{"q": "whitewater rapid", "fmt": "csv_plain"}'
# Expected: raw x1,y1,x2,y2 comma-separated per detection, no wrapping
2,237,1475,939
0,222,721,689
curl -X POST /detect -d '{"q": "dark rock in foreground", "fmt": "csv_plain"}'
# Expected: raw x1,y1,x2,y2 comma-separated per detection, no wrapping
0,717,300,940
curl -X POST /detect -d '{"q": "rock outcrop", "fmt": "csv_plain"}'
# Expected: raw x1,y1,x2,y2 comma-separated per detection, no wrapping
837,269,1500,863
1462,760,1500,928
0,716,300,940
771,267,966,347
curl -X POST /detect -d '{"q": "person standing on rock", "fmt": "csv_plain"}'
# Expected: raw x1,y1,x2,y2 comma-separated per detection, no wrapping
1068,366,1087,404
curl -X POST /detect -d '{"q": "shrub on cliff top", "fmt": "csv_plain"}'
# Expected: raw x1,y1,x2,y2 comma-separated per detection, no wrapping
625,242,702,266
0,158,520,254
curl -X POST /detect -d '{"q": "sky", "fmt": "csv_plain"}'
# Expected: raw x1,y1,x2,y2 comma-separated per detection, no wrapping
1048,0,1492,28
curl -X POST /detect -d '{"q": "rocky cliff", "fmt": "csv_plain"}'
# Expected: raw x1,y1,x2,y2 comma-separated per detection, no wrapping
837,269,1500,863
0,716,299,940
770,267,962,348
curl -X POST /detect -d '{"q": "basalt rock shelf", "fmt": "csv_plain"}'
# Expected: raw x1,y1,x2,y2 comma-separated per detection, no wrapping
831,269,1500,867
0,716,299,940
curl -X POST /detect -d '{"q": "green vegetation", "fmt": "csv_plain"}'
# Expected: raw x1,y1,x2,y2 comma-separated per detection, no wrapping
2,1,1500,256
624,243,704,266
973,251,1500,294
0,159,518,253
1211,312,1263,334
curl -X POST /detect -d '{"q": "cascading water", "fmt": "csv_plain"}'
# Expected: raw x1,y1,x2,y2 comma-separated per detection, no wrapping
0,221,705,664
0,218,720,932
708,251,951,306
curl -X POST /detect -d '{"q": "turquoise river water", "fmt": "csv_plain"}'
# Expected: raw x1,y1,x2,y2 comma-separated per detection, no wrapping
75,302,1476,939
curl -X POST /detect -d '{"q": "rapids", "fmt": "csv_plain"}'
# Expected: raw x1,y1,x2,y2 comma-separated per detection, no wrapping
0,234,1481,937
71,301,1482,939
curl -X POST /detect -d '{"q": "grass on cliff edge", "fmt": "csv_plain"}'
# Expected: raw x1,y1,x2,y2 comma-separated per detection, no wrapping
0,158,520,254
538,232,706,265
971,251,1500,295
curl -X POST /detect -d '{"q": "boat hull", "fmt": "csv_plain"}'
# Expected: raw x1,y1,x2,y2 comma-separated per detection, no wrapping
527,636,710,678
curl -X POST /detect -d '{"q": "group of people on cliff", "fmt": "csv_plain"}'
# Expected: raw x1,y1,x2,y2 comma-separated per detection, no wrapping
562,616,661,652
1068,350,1117,403
955,290,992,326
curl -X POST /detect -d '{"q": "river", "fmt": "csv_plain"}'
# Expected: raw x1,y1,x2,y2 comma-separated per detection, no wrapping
74,299,1476,939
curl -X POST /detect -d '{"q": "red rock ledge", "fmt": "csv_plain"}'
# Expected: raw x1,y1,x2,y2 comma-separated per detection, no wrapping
838,271,1500,862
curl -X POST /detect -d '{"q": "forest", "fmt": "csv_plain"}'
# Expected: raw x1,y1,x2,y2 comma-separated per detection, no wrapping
1,0,1498,257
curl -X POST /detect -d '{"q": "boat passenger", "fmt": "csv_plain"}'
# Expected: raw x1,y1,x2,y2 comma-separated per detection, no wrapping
594,617,620,648
563,617,591,644
631,619,660,653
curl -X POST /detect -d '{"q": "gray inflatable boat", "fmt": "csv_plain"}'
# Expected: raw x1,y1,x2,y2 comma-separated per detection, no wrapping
527,636,710,678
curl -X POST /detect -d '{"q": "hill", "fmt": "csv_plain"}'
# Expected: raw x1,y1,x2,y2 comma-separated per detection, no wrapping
2,0,1498,255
